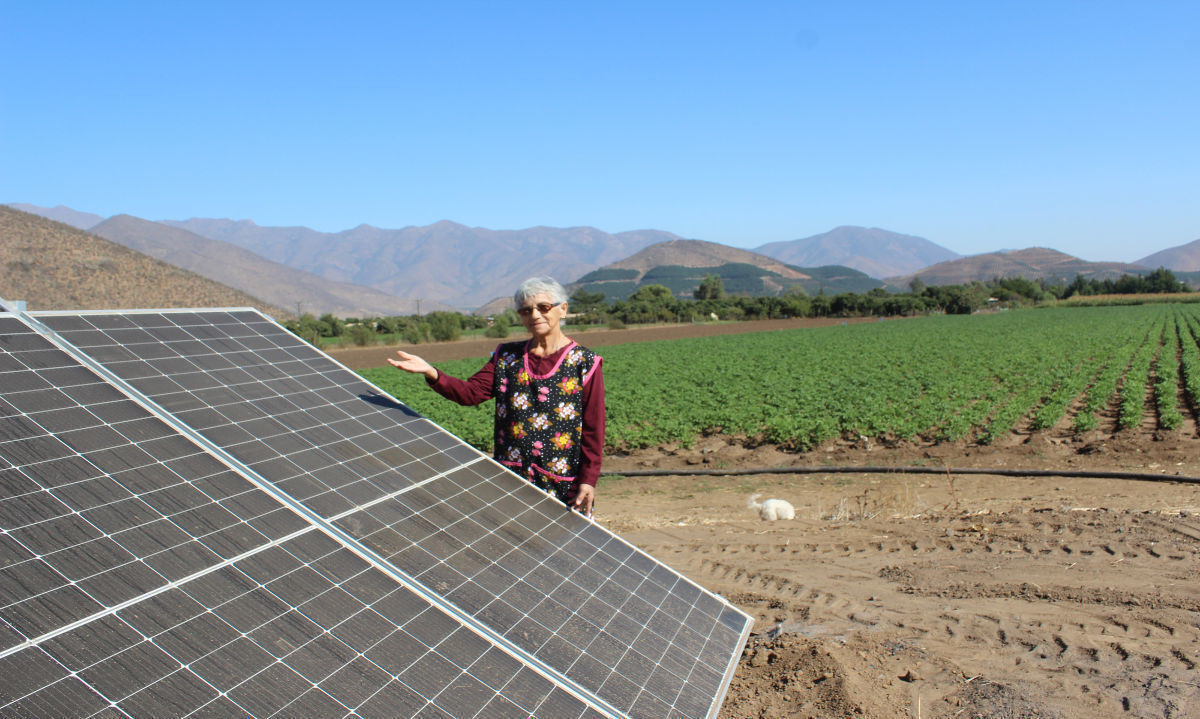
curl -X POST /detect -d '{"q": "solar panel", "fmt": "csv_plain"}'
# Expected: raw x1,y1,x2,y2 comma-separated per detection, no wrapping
0,313,599,717
5,307,752,717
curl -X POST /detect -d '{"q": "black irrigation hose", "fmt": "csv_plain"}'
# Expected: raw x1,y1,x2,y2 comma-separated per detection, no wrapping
609,465,1200,485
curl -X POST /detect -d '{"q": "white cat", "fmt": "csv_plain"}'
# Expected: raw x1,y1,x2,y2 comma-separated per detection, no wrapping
748,493,795,521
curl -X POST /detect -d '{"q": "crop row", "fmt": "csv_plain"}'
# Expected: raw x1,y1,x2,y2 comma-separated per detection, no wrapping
1179,311,1200,412
361,304,1200,453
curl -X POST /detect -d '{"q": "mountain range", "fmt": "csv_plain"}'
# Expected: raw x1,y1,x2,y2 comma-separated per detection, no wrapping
87,215,450,318
5,203,1198,314
160,218,675,309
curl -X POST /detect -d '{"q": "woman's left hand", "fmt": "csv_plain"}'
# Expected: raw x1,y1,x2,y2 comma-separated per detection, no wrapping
573,484,595,517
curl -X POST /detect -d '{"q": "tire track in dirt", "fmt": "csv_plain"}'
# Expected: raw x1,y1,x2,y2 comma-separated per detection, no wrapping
619,502,1200,718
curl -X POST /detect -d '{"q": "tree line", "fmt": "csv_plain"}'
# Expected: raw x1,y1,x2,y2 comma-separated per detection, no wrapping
284,269,1193,346
284,311,505,346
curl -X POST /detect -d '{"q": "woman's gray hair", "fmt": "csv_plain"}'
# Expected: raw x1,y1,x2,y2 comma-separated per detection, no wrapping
513,277,569,308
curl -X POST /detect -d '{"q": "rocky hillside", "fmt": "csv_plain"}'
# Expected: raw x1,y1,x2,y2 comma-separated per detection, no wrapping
604,239,810,279
573,239,882,299
1135,238,1200,272
886,248,1148,288
0,206,284,315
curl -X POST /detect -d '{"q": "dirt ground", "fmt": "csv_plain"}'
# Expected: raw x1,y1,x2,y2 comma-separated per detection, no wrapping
327,317,878,369
333,320,1200,718
602,433,1200,719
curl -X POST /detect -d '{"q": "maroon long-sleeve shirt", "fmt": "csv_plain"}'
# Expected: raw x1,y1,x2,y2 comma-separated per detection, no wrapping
427,341,606,487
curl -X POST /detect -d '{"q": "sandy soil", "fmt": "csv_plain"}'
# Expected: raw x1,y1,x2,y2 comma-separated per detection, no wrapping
602,434,1200,719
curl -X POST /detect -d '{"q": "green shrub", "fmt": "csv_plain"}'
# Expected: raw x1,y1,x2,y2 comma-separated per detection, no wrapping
428,312,461,342
485,319,510,338
347,324,375,347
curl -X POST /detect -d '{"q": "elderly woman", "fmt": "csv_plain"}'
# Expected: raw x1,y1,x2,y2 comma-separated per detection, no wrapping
389,277,604,516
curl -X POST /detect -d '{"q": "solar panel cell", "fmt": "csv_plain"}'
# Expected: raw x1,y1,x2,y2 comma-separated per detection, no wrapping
0,331,50,353
0,488,72,526
0,650,89,711
143,542,223,582
6,585,101,641
332,603,396,651
229,662,312,716
124,668,222,717
5,389,76,415
356,679,429,717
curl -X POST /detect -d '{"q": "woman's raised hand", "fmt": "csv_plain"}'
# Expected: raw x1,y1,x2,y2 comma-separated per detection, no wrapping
388,350,438,381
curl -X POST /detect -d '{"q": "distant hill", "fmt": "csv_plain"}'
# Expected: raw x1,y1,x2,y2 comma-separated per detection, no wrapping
573,239,882,299
7,202,104,230
1135,238,1200,272
0,206,283,315
604,239,809,278
755,226,960,278
164,218,674,309
887,247,1148,288
90,215,451,318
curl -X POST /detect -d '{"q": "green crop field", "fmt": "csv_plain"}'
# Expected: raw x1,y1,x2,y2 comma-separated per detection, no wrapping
360,304,1200,453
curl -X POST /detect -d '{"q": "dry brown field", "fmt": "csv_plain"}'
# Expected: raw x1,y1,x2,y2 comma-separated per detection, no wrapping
328,317,881,369
605,435,1200,719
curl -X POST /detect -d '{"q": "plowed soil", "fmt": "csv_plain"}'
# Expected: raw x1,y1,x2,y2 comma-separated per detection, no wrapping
603,435,1200,719
327,317,880,370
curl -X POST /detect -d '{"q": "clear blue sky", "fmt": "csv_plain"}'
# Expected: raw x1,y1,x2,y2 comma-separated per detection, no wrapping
3,1,1197,261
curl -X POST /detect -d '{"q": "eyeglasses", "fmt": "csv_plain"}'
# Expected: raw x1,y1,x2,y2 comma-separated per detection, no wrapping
517,302,561,317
